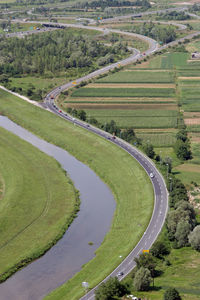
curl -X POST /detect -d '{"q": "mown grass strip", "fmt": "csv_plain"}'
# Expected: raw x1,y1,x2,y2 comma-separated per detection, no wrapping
71,88,175,98
96,71,174,83
0,126,78,282
0,89,153,300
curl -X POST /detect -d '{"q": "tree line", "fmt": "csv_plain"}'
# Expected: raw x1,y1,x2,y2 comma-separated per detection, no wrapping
75,0,151,9
128,22,177,43
156,11,191,21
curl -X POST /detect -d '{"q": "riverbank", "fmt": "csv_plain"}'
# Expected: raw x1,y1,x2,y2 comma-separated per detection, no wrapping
0,88,154,299
0,125,78,283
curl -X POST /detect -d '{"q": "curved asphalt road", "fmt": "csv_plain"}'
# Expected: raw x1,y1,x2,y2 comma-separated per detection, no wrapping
44,99,168,300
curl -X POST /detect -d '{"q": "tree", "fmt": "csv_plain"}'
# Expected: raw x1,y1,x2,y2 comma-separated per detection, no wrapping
134,267,152,291
169,179,188,207
78,110,86,121
174,140,191,160
164,287,182,300
167,202,196,242
143,143,155,159
174,220,191,248
189,225,200,251
176,129,188,142
134,253,157,277
95,277,128,300
151,241,169,258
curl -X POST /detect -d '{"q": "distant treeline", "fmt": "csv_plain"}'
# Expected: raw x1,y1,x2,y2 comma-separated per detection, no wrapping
75,0,151,9
157,11,191,21
128,22,177,43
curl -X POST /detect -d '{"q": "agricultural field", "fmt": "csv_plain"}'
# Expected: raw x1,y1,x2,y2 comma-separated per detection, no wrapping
96,70,175,83
61,56,179,145
71,87,175,98
83,108,178,128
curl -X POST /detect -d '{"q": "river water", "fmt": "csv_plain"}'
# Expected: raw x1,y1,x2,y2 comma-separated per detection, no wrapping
0,116,116,300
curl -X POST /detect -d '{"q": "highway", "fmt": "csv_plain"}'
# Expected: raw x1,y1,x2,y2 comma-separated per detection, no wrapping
44,99,168,300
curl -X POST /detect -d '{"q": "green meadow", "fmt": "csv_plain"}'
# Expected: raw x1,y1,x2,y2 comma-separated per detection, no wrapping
0,88,153,299
0,126,78,281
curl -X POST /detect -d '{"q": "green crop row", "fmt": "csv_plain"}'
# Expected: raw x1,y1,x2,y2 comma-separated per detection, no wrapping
71,88,175,98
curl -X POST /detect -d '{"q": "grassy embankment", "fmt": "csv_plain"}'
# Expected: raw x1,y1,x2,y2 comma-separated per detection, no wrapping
0,126,78,282
0,88,153,299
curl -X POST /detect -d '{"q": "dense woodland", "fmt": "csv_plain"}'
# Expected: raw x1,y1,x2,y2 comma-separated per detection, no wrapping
156,11,191,21
0,29,128,77
128,23,177,43
75,0,151,9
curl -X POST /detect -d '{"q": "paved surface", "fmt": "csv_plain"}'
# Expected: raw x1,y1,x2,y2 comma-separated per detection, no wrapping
44,99,168,300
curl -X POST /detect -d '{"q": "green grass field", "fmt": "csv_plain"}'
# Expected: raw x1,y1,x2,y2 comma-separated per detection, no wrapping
10,76,67,92
136,131,177,147
97,71,174,83
130,247,200,300
71,87,175,98
0,126,77,281
85,109,178,128
0,88,153,300
149,52,188,69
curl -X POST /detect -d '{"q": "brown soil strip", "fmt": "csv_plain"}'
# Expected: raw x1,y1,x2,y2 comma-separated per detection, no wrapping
188,60,200,62
184,112,200,118
179,77,200,80
185,118,200,125
125,69,172,72
87,83,175,88
175,164,200,173
135,128,177,133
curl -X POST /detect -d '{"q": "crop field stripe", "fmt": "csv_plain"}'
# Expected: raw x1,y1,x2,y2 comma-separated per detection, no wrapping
71,88,175,98
96,71,174,83
87,83,175,88
66,103,178,110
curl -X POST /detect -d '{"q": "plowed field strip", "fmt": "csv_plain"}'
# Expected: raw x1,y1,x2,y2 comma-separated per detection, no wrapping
185,118,200,125
179,77,200,80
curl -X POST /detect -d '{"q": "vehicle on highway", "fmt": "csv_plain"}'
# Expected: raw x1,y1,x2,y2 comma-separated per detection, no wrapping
150,172,154,178
127,296,138,300
117,271,124,277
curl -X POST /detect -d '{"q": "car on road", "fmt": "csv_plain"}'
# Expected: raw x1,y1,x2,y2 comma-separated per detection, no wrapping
150,172,154,178
117,271,124,277
127,296,138,300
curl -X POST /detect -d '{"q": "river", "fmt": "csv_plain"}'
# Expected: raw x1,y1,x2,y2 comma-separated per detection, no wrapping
0,116,116,300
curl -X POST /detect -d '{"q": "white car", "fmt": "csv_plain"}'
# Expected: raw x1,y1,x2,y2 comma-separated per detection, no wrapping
150,172,154,178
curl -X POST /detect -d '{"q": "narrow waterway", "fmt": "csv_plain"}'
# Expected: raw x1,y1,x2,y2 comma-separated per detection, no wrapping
0,116,116,300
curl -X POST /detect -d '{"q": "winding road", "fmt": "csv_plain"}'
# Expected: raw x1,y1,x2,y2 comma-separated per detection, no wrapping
2,7,199,298
44,102,169,300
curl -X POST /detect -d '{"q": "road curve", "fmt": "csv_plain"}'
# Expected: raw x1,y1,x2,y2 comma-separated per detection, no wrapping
44,99,168,300
40,20,200,300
